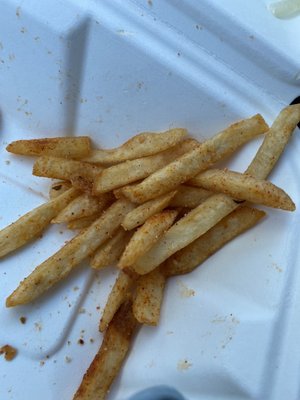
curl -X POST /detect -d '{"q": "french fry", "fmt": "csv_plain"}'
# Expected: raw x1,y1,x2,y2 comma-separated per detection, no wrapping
67,214,101,230
83,128,188,164
189,168,295,211
93,139,200,194
0,188,79,258
133,268,166,326
120,114,268,203
90,229,131,270
246,104,300,180
99,271,136,332
121,191,177,230
119,210,178,269
131,194,238,275
6,136,91,158
6,199,134,307
163,206,266,276
52,192,113,223
169,185,212,208
73,300,138,400
49,181,72,200
33,156,103,191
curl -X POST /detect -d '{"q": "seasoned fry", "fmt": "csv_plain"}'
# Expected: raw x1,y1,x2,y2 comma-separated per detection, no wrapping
246,104,300,180
189,168,295,211
73,300,138,400
83,128,188,164
6,199,134,307
49,181,72,199
90,229,131,270
0,188,79,258
131,194,238,274
121,191,177,230
99,271,136,332
133,268,166,326
67,214,101,230
52,192,113,223
169,185,212,208
119,210,178,269
6,136,91,158
93,139,200,193
33,156,103,191
163,207,266,276
120,114,268,203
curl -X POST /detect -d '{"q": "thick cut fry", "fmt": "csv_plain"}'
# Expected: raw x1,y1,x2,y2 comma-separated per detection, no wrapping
90,229,131,270
119,210,178,269
131,194,238,274
99,271,136,332
83,128,188,164
163,207,266,276
0,188,79,258
120,114,268,203
49,181,72,199
133,268,166,326
93,139,200,193
246,104,300,180
67,214,101,230
189,168,295,211
6,136,91,158
169,185,212,208
74,300,138,400
6,199,134,307
121,191,177,230
33,156,103,191
52,192,113,223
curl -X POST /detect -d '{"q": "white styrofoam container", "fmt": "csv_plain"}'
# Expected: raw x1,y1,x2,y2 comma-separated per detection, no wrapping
1,1,300,399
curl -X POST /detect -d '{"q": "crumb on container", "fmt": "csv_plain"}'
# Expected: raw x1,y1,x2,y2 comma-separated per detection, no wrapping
0,345,17,361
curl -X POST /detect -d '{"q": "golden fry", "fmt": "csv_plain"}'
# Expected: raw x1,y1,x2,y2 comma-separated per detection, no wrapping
83,128,188,164
6,199,134,307
73,300,138,400
120,114,268,203
169,185,212,208
163,207,265,276
119,210,178,269
0,188,79,258
189,168,295,211
49,181,72,200
99,271,136,332
6,136,91,158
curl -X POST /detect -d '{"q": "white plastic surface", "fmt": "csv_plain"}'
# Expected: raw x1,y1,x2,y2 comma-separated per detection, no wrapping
0,1,300,399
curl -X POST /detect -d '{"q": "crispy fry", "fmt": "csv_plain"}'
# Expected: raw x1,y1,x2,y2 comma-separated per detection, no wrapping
0,188,79,258
133,268,166,326
52,192,113,223
83,128,188,164
93,139,200,194
49,181,72,199
169,185,212,208
121,191,177,230
119,210,178,269
33,156,103,191
90,229,131,270
120,114,268,203
189,168,295,211
73,300,138,400
99,271,136,332
132,194,238,275
163,207,266,276
6,199,134,307
246,104,300,179
67,214,101,230
6,136,91,158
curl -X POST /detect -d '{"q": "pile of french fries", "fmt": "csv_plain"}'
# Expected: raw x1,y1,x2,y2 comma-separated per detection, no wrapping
1,104,300,399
